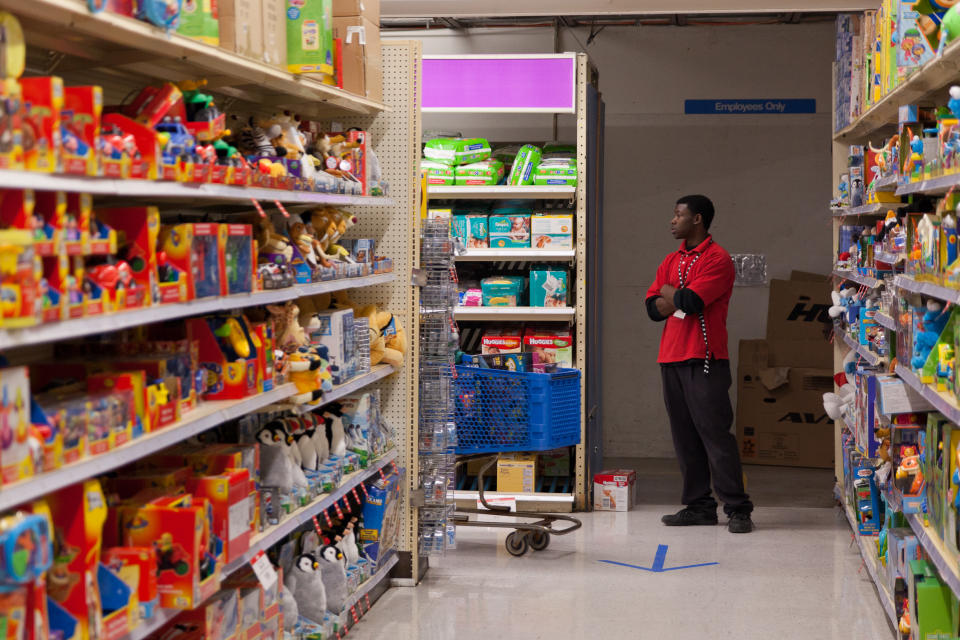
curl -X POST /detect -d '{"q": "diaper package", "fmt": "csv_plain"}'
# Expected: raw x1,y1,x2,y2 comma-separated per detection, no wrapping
543,142,577,158
529,267,568,307
534,158,577,186
451,215,468,246
532,214,573,249
422,159,455,185
455,158,505,186
423,137,492,166
452,214,489,248
489,214,531,248
493,145,523,165
507,145,542,186
481,276,525,306
523,327,573,368
482,328,523,354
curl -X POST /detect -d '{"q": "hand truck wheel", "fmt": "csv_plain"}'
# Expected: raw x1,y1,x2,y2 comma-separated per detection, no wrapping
505,531,529,556
528,530,550,551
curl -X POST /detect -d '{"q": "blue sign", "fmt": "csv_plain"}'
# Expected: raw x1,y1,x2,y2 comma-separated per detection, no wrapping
685,99,816,115
599,544,718,573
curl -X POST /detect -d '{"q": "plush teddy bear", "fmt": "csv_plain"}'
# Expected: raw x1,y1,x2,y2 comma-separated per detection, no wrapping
267,301,309,351
256,217,294,264
288,220,318,269
377,312,406,367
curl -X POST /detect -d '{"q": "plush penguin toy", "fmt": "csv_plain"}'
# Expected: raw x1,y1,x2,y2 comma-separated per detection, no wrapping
280,584,299,631
324,405,347,457
257,423,309,489
293,416,319,471
286,553,327,624
304,412,330,463
282,418,304,467
340,518,361,565
318,544,348,613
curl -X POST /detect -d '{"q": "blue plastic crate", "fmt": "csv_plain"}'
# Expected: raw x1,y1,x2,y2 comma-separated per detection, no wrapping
454,366,581,454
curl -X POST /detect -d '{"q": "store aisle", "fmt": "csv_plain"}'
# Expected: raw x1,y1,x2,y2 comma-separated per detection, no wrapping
351,461,891,640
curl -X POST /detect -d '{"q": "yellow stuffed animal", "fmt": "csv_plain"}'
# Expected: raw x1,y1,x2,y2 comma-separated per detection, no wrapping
377,312,406,367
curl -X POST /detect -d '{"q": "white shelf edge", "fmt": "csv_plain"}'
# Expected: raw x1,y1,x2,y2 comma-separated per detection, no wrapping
452,490,574,503
840,332,883,366
454,307,576,321
831,203,892,217
428,185,576,200
896,173,960,197
894,364,960,425
455,249,576,261
338,551,399,628
840,500,898,630
904,512,960,600
893,274,960,304
0,273,397,349
875,312,897,332
833,270,883,289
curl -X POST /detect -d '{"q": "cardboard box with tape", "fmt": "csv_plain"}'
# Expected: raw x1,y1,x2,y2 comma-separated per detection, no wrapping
333,0,380,23
219,0,264,59
333,16,382,101
765,271,833,369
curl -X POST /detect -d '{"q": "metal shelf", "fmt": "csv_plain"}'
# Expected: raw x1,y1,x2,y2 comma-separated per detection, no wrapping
336,551,399,629
0,0,386,119
904,512,960,600
875,312,897,332
834,37,960,144
895,364,960,425
897,173,960,197
455,248,576,261
0,170,393,206
0,365,395,512
840,332,883,366
833,270,883,289
0,273,397,350
454,306,576,321
874,175,899,192
840,500,898,631
874,251,902,265
428,185,576,200
452,490,574,503
831,203,894,217
893,275,960,304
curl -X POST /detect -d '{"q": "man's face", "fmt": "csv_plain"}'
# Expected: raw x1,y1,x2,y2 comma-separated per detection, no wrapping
671,204,700,240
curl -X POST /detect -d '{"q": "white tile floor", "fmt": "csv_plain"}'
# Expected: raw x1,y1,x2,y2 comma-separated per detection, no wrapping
351,501,893,639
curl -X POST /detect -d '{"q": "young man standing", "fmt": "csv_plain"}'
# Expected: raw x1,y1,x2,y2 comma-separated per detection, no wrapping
645,195,754,534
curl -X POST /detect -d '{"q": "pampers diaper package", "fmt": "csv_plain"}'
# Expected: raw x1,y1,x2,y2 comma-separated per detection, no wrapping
530,267,568,307
423,137,491,166
508,144,542,185
489,214,531,248
452,214,489,248
531,214,573,249
455,158,505,186
481,276,525,306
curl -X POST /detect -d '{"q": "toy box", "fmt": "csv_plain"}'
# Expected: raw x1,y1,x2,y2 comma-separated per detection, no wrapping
523,328,573,368
531,214,573,250
482,329,521,354
61,86,102,176
481,276,524,307
892,424,925,514
160,223,227,300
103,547,159,621
0,366,33,485
488,214,531,248
529,268,568,307
497,453,536,492
908,560,958,640
0,77,24,171
312,308,356,383
225,224,254,295
886,528,919,591
925,413,952,540
101,113,161,181
86,371,143,444
286,0,334,75
593,469,637,512
186,469,253,564
178,0,220,45
359,469,402,570
189,315,260,400
0,230,39,328
946,425,960,559
21,76,64,173
849,452,883,534
166,587,239,640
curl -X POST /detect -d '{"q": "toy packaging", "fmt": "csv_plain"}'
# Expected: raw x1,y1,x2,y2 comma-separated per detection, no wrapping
61,86,103,176
286,0,334,75
531,214,573,249
359,469,402,570
481,276,524,307
593,469,637,511
177,0,220,45
455,158,504,186
507,144,542,186
529,267,568,307
488,214,531,248
423,137,491,166
21,76,64,173
1,366,33,484
312,308,357,383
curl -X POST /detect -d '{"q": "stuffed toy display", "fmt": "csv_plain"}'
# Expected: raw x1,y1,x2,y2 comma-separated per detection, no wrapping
317,544,348,613
912,300,950,370
257,423,309,490
286,553,328,624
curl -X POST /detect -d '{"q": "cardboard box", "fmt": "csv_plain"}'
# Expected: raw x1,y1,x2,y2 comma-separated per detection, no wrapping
497,454,536,493
365,55,383,103
219,0,264,59
593,469,637,511
262,0,287,68
765,272,833,369
333,16,380,99
736,339,835,469
333,0,379,23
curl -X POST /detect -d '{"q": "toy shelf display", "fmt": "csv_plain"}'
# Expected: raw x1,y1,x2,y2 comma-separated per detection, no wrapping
0,2,426,637
420,53,603,511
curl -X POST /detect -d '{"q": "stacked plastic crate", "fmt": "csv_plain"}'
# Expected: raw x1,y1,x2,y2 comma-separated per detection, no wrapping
418,219,459,555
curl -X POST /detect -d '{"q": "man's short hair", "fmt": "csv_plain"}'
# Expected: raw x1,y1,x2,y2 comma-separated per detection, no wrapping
676,195,715,230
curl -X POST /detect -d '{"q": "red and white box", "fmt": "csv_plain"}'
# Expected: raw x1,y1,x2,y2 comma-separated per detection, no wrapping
593,469,637,512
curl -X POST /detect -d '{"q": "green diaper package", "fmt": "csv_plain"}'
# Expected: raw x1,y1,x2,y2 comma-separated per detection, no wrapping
423,159,455,185
493,145,523,165
423,138,492,166
534,158,577,186
507,145,543,186
481,276,525,307
543,142,577,158
455,159,505,186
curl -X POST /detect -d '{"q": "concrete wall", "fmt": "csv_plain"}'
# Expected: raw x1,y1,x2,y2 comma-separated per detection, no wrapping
391,22,834,457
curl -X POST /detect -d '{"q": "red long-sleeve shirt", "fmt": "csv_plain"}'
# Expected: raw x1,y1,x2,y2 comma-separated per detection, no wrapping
645,236,735,364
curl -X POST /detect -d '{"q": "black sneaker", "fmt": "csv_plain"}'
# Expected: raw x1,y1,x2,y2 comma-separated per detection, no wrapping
661,507,718,526
728,513,754,533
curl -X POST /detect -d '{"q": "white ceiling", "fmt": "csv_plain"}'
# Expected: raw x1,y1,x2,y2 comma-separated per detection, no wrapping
382,0,878,18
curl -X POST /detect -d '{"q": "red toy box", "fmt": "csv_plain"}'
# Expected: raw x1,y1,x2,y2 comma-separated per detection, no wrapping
61,86,102,176
20,76,64,173
188,315,259,401
187,469,253,563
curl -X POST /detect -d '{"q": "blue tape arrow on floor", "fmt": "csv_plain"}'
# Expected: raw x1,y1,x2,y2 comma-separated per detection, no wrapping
599,545,718,573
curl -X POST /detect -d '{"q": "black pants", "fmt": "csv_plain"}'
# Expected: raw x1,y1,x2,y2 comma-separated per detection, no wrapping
661,360,753,516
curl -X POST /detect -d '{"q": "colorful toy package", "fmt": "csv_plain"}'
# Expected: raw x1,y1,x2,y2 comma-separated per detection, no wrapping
423,137,491,166
359,469,402,570
455,158,504,186
534,158,577,186
0,366,33,484
422,160,455,185
286,0,334,75
488,214,531,248
507,144,542,186
177,0,220,45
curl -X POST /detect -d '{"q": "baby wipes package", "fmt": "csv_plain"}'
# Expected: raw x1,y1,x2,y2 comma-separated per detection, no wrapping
286,0,334,75
531,214,573,249
534,158,577,186
455,158,505,186
508,145,542,186
481,276,525,306
489,214,531,248
530,267,569,307
423,137,492,166
422,159,455,185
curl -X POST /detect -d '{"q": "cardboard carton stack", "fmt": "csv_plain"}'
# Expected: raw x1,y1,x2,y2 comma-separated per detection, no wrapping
333,0,383,102
735,271,835,469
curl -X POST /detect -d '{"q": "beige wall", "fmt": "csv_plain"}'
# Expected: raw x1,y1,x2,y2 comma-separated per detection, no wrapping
391,22,834,457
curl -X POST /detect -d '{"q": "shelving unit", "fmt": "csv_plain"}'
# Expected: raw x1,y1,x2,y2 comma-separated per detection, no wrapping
0,274,398,350
833,270,883,289
896,173,960,197
874,311,897,332
895,364,960,424
424,52,601,510
894,274,960,303
832,203,893,217
839,498,898,630
840,332,883,366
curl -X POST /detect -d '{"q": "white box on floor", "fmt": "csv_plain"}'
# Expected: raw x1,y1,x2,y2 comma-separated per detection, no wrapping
593,469,637,511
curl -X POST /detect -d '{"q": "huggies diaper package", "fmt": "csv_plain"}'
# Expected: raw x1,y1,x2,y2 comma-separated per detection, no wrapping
534,158,577,186
507,144,542,185
482,328,523,354
488,214,531,248
531,214,573,249
423,137,491,166
422,159,455,185
455,158,505,186
529,267,568,307
523,327,573,367
481,276,525,306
